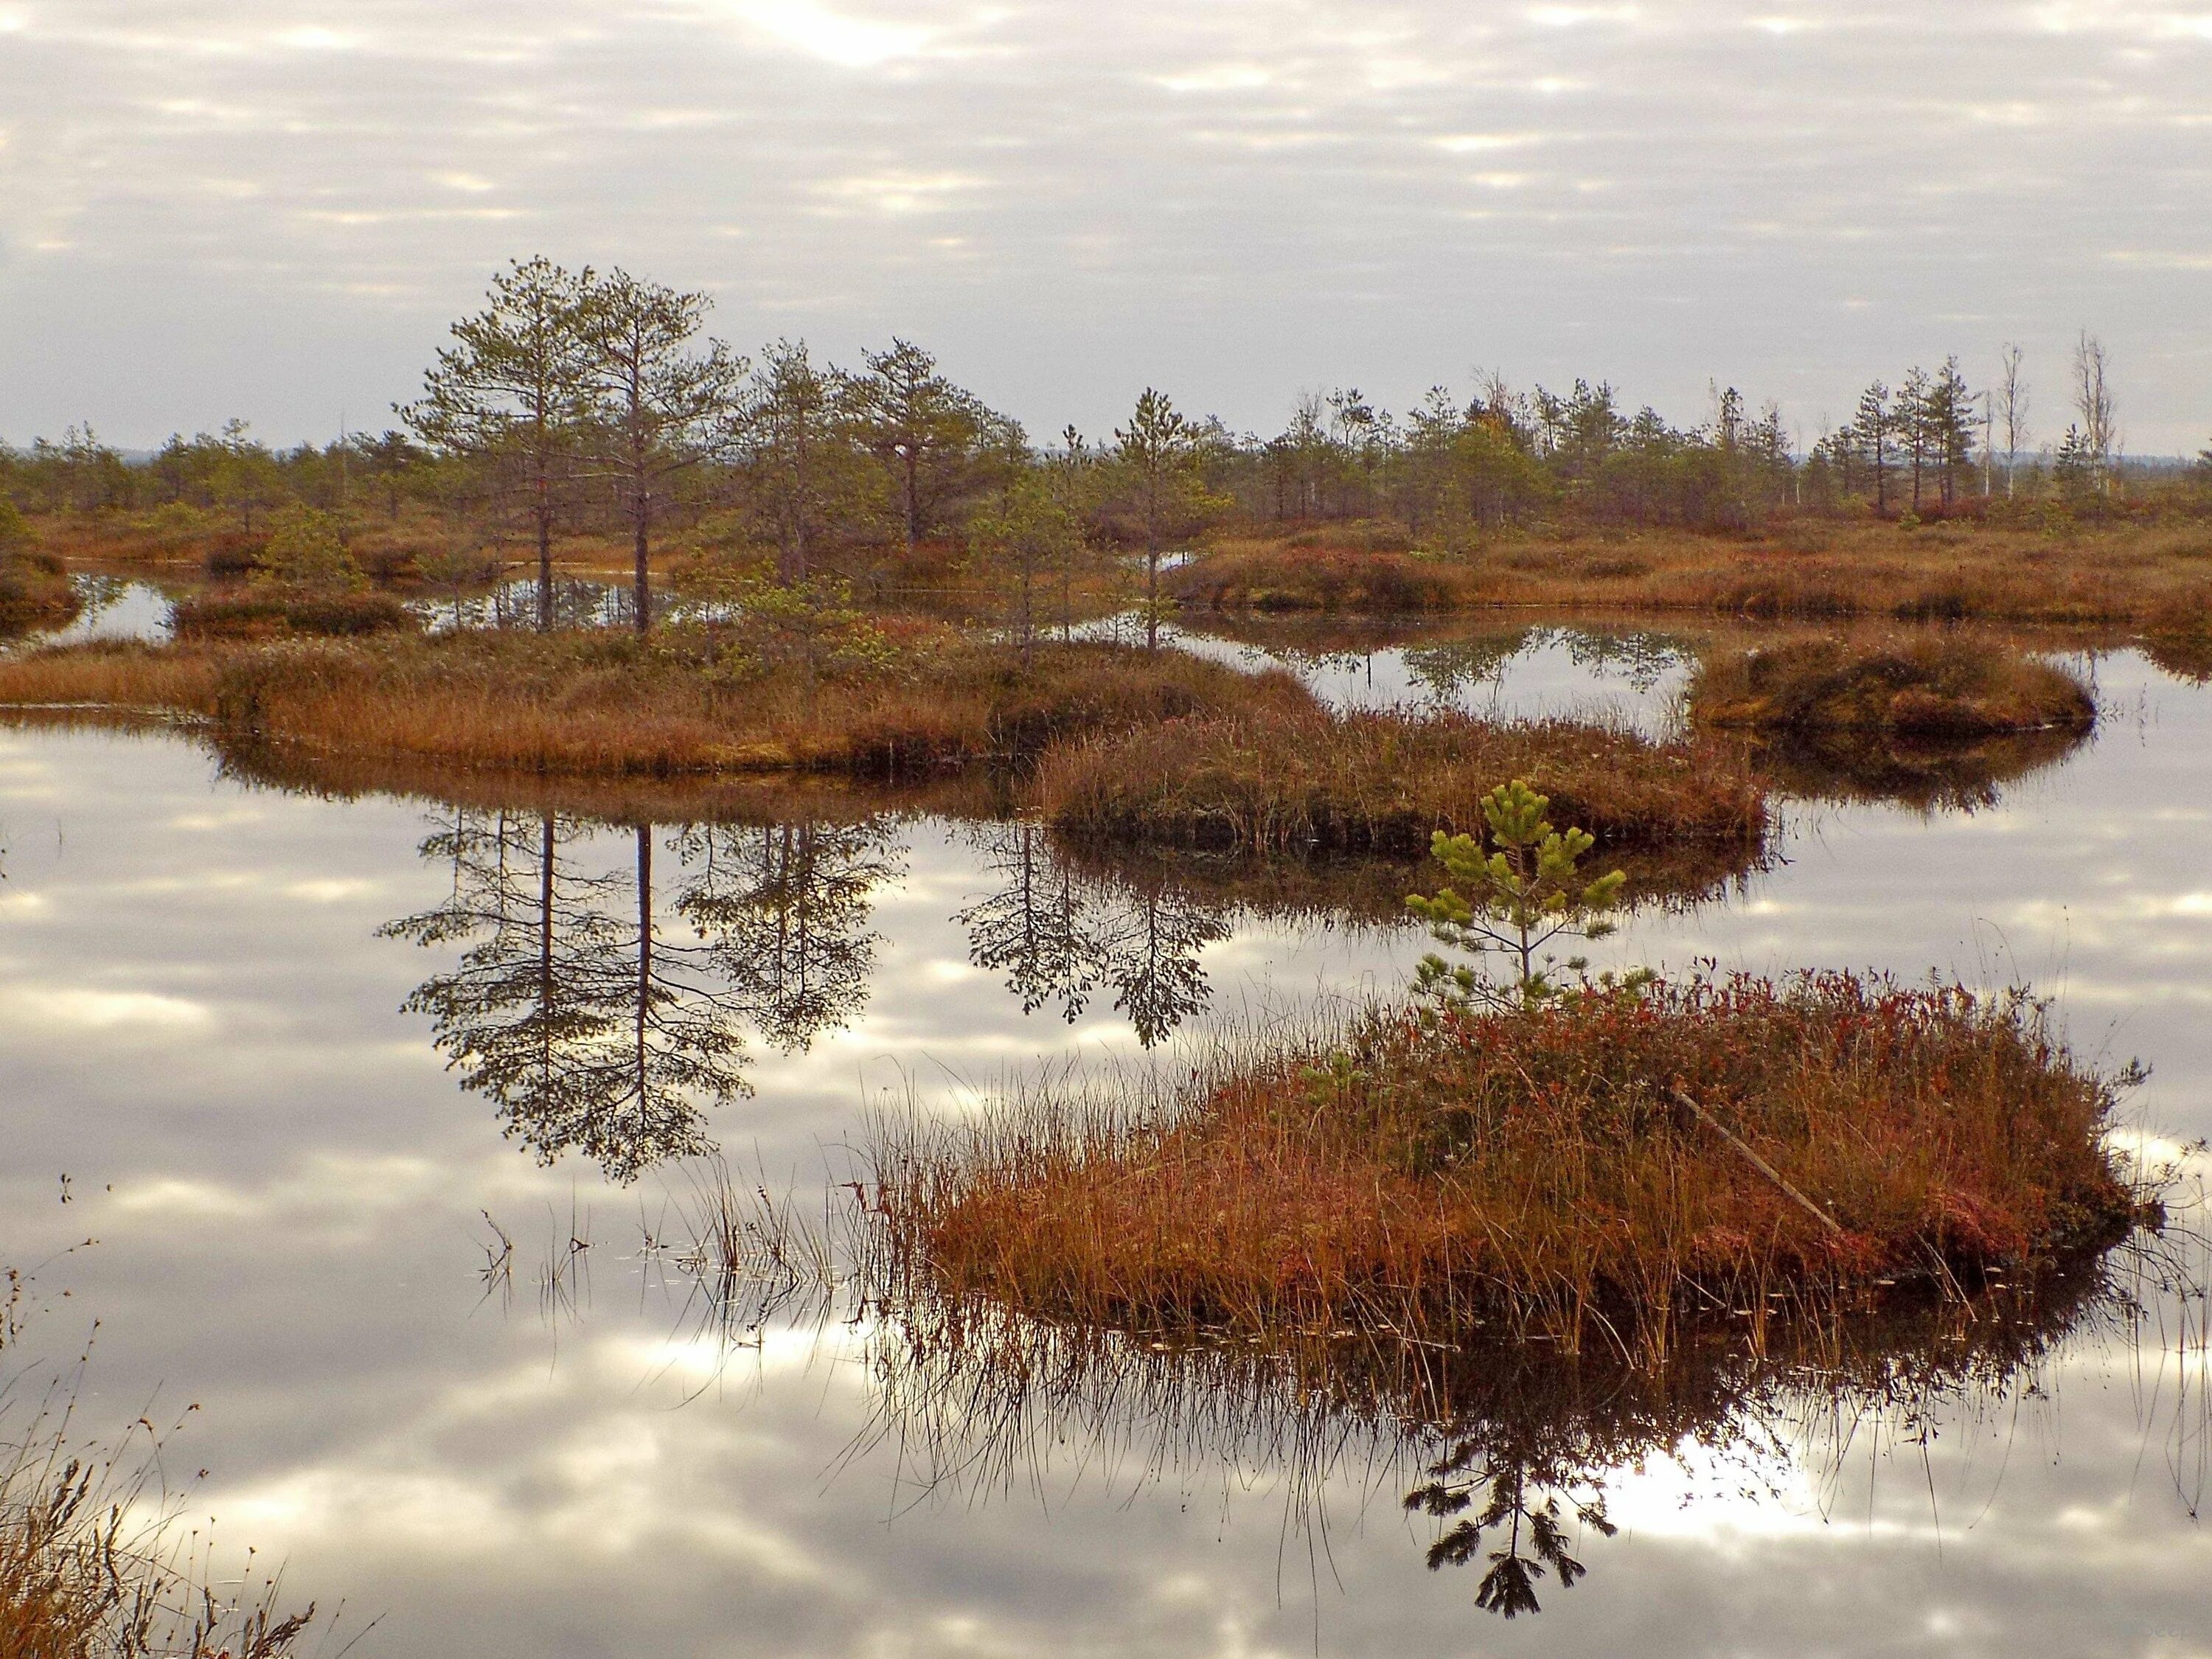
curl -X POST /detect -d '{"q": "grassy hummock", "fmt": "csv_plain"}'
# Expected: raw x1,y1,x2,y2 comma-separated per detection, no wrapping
0,630,1312,778
1174,521,2212,625
1030,708,1767,855
1689,635,2096,735
877,973,2145,1366
170,588,419,639
1176,547,1489,613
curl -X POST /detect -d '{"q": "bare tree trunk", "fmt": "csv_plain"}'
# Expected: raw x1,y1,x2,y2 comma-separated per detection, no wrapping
1144,486,1161,652
903,448,919,558
632,484,652,636
535,476,554,633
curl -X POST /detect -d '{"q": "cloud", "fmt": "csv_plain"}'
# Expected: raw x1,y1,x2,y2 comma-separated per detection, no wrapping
0,1,2208,448
718,0,935,67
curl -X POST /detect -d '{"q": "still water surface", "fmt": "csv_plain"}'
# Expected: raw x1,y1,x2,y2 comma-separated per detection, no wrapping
1,628,2207,1656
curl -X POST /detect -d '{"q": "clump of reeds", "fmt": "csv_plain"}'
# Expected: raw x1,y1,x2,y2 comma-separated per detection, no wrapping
1688,634,2097,736
170,590,418,640
1,1360,321,1659
874,973,2146,1367
1028,708,1767,855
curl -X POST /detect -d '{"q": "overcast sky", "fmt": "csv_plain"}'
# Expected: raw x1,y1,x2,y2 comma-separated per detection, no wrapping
1,1,2208,453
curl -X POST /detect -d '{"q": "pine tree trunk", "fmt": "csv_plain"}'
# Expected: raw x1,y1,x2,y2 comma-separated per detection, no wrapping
632,484,652,636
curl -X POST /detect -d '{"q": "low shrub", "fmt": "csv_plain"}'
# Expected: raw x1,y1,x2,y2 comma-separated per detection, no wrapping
1688,635,2096,735
878,973,2145,1363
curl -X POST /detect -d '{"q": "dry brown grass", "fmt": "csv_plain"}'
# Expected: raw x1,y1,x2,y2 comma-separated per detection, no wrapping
1688,634,2097,735
876,975,2146,1366
1183,522,2212,625
1029,708,1767,855
1176,548,1489,612
0,630,1315,781
171,590,419,640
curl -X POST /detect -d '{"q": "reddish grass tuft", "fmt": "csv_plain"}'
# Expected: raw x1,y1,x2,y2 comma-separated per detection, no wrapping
878,974,2143,1366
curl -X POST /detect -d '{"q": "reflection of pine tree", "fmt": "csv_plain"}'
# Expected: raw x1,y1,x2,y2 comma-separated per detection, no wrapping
671,818,898,1052
956,824,1228,1047
1554,626,1693,692
383,812,752,1181
957,823,1103,1020
1405,1439,1615,1618
1399,627,1528,703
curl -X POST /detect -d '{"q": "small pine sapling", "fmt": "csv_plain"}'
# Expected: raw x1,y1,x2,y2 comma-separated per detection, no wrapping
1405,778,1637,1010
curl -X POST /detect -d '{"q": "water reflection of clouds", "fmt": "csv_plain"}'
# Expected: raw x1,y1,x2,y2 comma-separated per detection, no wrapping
1,647,2211,1655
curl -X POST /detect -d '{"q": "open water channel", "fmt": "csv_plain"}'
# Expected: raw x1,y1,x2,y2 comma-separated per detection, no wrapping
1,603,2208,1656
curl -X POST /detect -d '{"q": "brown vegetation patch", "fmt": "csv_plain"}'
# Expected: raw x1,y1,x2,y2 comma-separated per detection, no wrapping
1688,635,2096,736
1177,523,2212,625
171,588,420,639
0,630,1314,782
0,552,80,636
1029,709,1767,855
877,975,2144,1364
1176,549,1489,613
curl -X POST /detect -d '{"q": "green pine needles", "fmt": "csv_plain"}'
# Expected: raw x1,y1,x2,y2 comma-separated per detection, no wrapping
1405,778,1635,1009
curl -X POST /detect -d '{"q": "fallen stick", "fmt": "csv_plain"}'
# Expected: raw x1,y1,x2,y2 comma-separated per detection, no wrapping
1672,1086,1844,1237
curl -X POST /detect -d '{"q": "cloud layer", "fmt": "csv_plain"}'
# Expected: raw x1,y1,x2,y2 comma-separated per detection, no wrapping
1,1,2208,449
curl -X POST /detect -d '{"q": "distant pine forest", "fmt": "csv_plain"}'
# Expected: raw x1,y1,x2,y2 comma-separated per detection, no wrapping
5,260,2208,584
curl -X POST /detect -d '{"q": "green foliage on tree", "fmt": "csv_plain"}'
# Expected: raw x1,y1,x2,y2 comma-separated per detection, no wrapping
844,338,990,556
732,338,877,585
692,560,895,705
254,504,366,594
404,256,598,630
967,472,1086,666
0,493,29,557
577,268,745,634
1405,779,1633,1010
1110,389,1230,648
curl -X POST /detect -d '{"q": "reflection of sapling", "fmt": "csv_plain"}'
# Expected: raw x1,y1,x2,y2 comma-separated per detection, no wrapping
1405,778,1635,1009
254,505,366,594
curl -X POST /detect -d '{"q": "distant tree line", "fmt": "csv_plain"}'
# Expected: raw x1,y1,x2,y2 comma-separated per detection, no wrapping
6,257,2208,616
